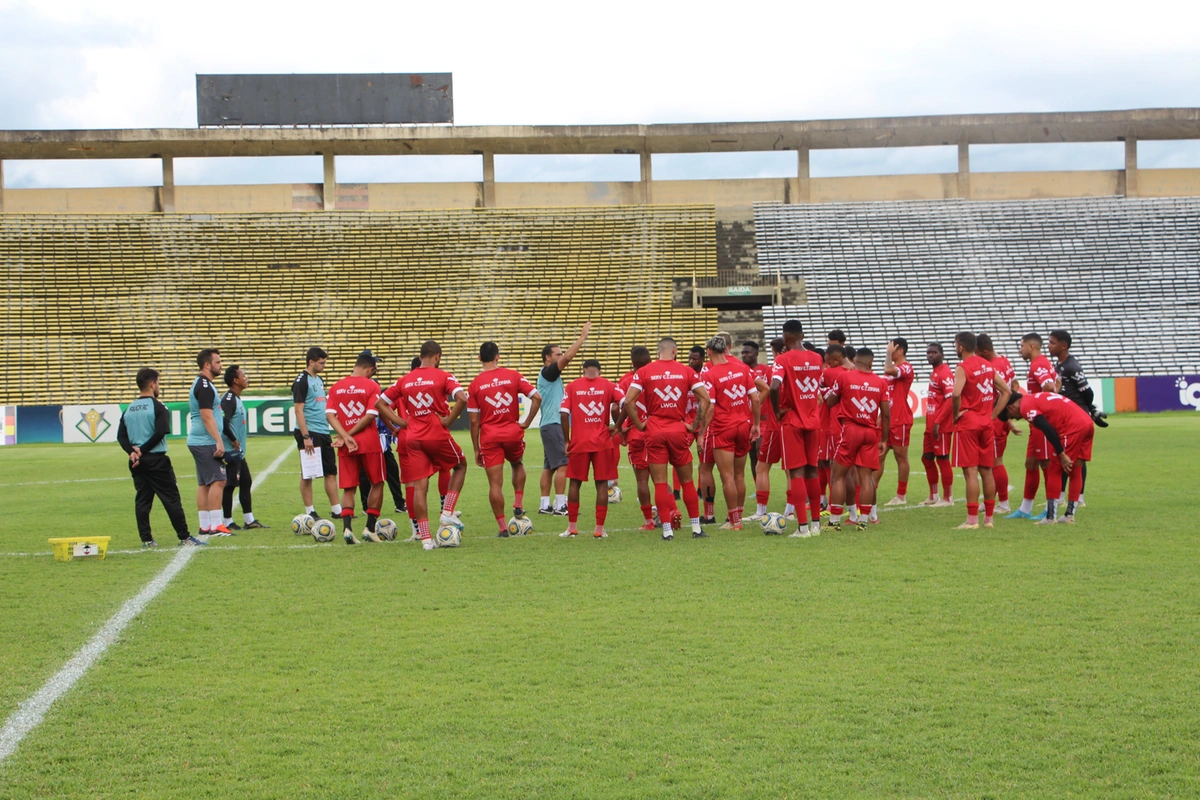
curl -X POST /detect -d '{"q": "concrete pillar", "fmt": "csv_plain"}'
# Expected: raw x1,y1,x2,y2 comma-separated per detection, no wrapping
957,141,971,199
482,151,496,207
160,156,175,213
322,152,336,211
0,160,5,213
1124,137,1138,198
640,151,652,204
795,147,811,203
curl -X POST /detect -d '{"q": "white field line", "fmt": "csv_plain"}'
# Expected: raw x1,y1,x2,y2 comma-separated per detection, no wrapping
0,442,294,766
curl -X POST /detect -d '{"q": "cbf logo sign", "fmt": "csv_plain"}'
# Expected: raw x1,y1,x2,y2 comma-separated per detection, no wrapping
1178,378,1200,410
62,405,121,444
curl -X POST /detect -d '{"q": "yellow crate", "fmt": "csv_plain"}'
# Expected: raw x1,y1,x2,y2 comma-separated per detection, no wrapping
48,536,111,562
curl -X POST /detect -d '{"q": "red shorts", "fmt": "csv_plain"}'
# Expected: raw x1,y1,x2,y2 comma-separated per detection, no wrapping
952,427,993,469
480,438,525,468
922,428,952,458
626,430,649,470
888,424,911,449
1026,426,1054,461
991,419,1010,461
646,426,694,468
407,435,466,481
780,425,819,470
337,449,386,490
567,448,619,482
759,429,782,465
709,421,752,457
835,424,881,470
1061,427,1094,462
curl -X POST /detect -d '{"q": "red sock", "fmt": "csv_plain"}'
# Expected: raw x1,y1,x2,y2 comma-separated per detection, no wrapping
442,491,459,516
830,504,844,518
681,481,700,520
567,501,580,524
984,500,995,518
966,502,979,523
341,508,354,518
818,465,830,497
1068,462,1084,503
641,504,653,522
704,500,715,518
438,469,450,496
417,518,430,540
405,486,416,520
859,504,873,518
755,490,769,507
496,515,507,531
806,476,821,521
513,490,524,510
938,460,953,498
923,456,938,493
789,477,809,524
1023,467,1040,502
1045,463,1064,500
993,466,1008,502
731,507,742,525
897,481,908,497
596,506,608,526
654,483,680,523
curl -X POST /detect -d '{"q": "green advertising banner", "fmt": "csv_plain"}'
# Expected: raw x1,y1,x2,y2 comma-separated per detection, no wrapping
58,397,302,442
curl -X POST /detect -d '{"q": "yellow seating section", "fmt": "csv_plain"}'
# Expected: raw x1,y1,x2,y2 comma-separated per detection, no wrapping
0,206,718,404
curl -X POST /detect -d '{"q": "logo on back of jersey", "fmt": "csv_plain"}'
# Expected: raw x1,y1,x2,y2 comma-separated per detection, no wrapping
723,385,747,401
409,392,435,410
340,400,366,419
578,400,607,418
851,396,879,415
794,377,819,395
653,386,683,403
484,392,514,409
974,380,994,398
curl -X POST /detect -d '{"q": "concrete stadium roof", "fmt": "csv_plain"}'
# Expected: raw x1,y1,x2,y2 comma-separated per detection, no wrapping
1,108,1198,160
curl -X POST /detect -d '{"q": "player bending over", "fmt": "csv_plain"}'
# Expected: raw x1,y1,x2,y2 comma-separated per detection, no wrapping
824,348,890,532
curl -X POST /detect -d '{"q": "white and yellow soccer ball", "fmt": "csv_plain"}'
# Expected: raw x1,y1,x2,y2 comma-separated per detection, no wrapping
375,519,398,541
608,485,623,504
435,523,462,548
760,512,788,535
506,516,534,536
291,514,315,536
312,518,337,542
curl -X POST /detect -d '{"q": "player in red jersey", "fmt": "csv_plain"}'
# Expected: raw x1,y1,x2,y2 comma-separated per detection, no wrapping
559,359,624,538
769,319,825,536
467,342,542,538
750,338,786,521
951,332,1012,529
685,345,715,519
824,347,890,532
976,334,1019,513
814,344,848,529
741,341,770,476
614,346,655,529
1001,391,1093,524
382,340,467,550
325,351,404,545
699,336,761,531
622,337,711,540
920,343,956,507
1005,333,1059,520
878,338,916,507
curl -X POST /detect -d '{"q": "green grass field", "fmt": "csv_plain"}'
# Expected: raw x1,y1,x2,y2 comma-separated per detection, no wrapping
1,413,1198,798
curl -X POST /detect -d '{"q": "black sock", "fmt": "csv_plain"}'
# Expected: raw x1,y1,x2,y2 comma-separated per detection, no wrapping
1065,501,1076,517
367,513,378,532
343,513,353,531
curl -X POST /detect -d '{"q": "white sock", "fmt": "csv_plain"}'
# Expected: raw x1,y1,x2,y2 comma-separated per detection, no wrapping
848,508,859,522
305,505,315,514
223,517,234,526
198,510,209,530
784,503,795,516
662,521,673,536
798,522,809,534
211,509,223,527
690,517,701,530
244,512,255,524
555,494,567,508
756,503,767,515
540,496,551,510
331,504,342,516
869,508,879,522
1019,499,1034,514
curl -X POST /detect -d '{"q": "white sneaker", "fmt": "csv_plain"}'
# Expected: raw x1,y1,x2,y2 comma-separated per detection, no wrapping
785,513,796,522
809,521,821,536
343,530,359,545
559,530,577,538
747,511,766,522
788,528,811,539
917,497,938,506
884,496,907,506
932,498,954,508
1077,497,1086,508
361,528,382,543
440,512,463,528
422,537,436,550
996,501,1012,514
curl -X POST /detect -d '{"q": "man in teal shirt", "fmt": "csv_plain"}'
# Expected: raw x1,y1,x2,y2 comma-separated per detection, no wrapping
292,347,343,521
117,368,205,547
188,348,229,536
537,322,591,515
220,364,269,531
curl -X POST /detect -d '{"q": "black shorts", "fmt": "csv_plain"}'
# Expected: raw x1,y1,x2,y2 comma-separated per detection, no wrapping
294,430,337,476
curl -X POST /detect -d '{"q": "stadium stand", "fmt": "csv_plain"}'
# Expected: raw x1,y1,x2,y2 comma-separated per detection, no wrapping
756,196,1200,377
0,206,717,404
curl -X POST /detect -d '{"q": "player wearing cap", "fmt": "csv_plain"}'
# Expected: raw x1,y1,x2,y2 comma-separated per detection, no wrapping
951,332,1012,529
293,347,343,522
560,359,624,538
750,338,785,522
700,336,760,531
1001,391,1093,524
326,351,403,544
920,343,956,507
769,320,825,536
1006,333,1060,520
118,368,202,547
615,346,656,530
878,338,915,506
622,337,711,540
219,364,267,531
824,347,890,532
187,348,230,537
382,340,468,550
468,341,542,537
977,334,1018,514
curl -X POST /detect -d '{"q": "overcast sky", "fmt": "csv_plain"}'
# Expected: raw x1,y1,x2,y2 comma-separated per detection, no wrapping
2,0,1198,188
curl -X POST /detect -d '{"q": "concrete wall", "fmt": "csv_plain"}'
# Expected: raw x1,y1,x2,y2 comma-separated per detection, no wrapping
5,168,1200,213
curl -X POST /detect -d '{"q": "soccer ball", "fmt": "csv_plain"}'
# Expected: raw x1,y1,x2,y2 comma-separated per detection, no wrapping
435,523,462,548
376,518,397,541
760,512,788,535
291,514,315,536
506,516,534,536
312,518,337,542
608,485,623,504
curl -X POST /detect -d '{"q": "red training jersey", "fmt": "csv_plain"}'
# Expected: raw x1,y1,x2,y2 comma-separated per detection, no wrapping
771,349,824,430
1020,392,1093,440
700,359,758,432
956,355,996,431
383,366,464,442
751,364,777,431
820,364,847,435
467,367,537,444
884,360,916,427
926,363,955,429
833,369,889,429
326,375,382,453
991,355,1016,389
561,376,623,453
618,369,645,432
1026,355,1057,395
630,360,704,432
683,365,702,426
